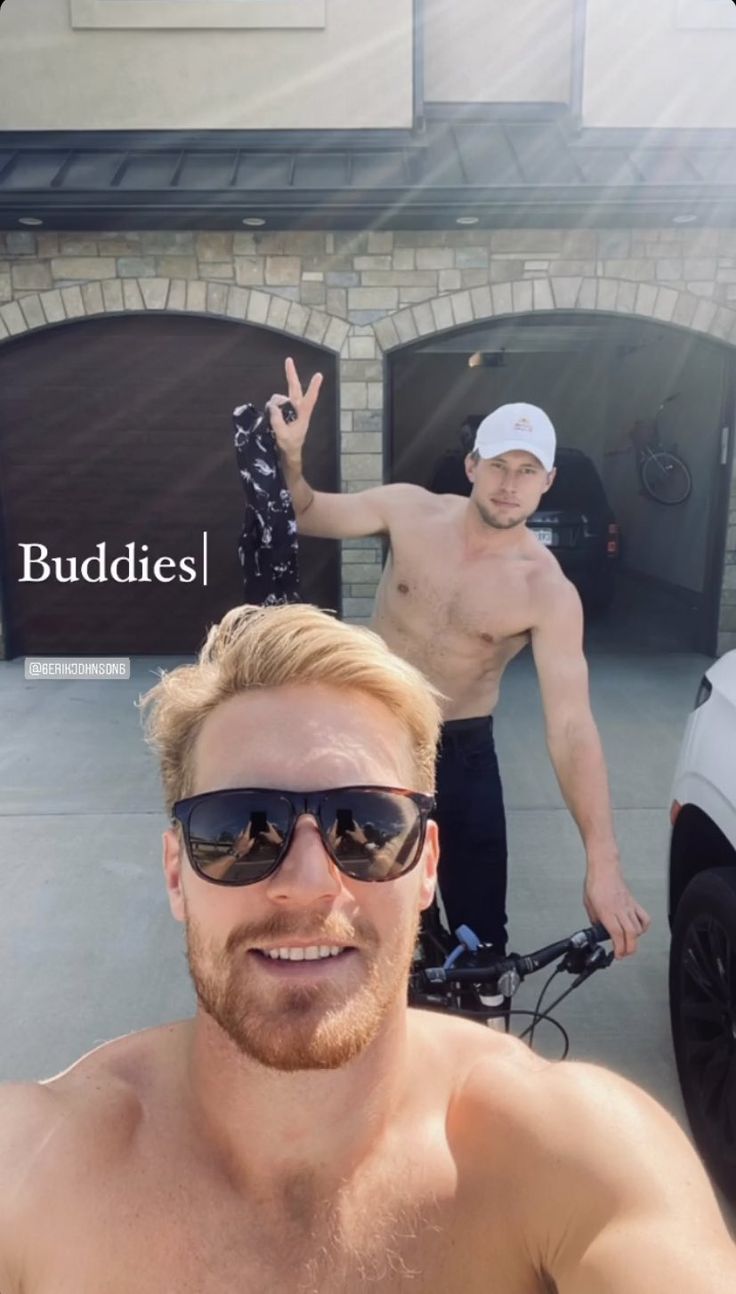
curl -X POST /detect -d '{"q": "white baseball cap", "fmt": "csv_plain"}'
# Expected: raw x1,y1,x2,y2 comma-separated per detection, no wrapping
473,403,556,473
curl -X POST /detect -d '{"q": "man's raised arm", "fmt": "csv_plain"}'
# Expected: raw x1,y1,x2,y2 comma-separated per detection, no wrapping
268,357,422,540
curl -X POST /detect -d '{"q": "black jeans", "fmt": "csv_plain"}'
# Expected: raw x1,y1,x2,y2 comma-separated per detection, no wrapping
424,716,508,951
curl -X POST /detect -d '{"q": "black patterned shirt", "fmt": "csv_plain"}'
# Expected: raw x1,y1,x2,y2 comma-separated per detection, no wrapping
233,402,301,606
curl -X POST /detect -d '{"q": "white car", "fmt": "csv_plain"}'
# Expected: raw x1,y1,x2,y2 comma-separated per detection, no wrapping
668,648,736,1200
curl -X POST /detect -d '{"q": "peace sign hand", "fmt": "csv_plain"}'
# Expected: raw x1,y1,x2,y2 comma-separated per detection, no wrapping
267,357,323,463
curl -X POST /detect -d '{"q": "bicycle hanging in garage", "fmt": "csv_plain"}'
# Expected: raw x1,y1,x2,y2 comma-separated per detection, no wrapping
606,394,693,506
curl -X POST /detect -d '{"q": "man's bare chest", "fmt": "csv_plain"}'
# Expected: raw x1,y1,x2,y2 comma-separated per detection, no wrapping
378,534,537,646
28,1162,541,1294
30,1204,537,1294
34,1232,543,1294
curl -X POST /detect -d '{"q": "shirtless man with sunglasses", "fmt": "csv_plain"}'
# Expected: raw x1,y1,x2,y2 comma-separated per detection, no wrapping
267,358,650,961
0,603,732,1294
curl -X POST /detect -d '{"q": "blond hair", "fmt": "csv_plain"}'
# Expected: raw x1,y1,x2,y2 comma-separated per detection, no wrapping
139,603,443,813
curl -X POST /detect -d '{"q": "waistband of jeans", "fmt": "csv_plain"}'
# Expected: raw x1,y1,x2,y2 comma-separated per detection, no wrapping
441,715,493,738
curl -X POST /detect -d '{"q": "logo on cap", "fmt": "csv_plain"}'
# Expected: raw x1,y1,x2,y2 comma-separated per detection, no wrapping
513,417,534,436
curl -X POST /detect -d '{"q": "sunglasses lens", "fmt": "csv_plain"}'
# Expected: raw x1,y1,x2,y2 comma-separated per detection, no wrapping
186,792,291,885
320,790,424,881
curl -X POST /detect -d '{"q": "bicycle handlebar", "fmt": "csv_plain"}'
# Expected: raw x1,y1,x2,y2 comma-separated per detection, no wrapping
423,922,611,992
512,921,609,975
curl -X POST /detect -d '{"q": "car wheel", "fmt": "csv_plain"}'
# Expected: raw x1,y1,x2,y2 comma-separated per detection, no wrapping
669,866,736,1199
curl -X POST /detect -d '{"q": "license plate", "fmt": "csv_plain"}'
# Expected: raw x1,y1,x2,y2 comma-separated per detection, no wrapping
535,528,554,546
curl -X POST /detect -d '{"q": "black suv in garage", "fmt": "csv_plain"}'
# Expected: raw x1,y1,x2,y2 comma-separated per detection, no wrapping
429,443,620,615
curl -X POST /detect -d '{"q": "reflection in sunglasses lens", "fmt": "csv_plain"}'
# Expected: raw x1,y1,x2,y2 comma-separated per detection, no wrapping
189,793,289,882
323,791,420,880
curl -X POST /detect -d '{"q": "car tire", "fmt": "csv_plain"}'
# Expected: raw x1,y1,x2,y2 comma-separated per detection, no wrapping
669,866,736,1199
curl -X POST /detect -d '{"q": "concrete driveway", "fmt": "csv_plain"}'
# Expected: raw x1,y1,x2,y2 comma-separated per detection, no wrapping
0,642,725,1205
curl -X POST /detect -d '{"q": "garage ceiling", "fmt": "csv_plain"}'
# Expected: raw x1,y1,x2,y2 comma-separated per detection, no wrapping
413,315,681,355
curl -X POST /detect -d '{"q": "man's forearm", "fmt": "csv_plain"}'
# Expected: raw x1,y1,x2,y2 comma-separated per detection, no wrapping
281,453,315,518
547,722,619,869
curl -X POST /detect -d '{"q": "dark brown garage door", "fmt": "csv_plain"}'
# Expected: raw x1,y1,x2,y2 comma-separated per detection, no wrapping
0,315,339,656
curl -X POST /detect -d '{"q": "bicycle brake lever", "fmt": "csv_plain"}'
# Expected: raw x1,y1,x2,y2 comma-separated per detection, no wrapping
589,947,615,971
561,946,614,976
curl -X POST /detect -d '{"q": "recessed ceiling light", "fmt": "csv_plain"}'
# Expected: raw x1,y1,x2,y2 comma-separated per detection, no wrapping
242,216,266,227
456,216,479,226
468,350,505,369
672,214,697,225
18,216,43,226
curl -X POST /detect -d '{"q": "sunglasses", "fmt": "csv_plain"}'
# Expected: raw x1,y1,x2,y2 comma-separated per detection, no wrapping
171,786,435,886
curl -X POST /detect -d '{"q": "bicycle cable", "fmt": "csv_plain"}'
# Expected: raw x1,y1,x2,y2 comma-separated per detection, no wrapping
518,968,602,1053
509,1010,571,1061
444,1006,571,1060
524,965,562,1051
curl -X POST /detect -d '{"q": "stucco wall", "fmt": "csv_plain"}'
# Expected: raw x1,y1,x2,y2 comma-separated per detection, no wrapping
584,0,736,129
0,0,415,130
1,222,736,656
423,0,574,106
4,0,736,132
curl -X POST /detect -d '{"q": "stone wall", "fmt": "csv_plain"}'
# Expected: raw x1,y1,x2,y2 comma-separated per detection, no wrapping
1,224,736,655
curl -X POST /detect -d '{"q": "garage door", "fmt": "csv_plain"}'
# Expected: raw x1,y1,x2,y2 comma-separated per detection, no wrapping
0,314,339,656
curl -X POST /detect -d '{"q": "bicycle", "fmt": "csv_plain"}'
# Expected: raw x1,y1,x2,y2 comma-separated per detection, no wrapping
409,921,614,1059
606,394,692,506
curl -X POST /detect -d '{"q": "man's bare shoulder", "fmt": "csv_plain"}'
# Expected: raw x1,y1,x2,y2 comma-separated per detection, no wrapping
524,533,576,588
439,1032,730,1249
383,486,467,545
0,1025,185,1201
384,482,461,517
524,544,582,626
415,1015,733,1278
414,1010,710,1187
0,1026,190,1292
411,1006,548,1138
446,1037,678,1165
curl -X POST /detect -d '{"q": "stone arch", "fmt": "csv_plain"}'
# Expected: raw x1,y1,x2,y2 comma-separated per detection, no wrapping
0,277,352,355
369,278,736,354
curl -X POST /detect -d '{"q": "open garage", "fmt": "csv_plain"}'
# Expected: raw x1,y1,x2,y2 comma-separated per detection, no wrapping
389,312,735,655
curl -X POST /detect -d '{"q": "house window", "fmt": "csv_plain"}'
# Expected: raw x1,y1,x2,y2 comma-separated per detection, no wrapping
675,0,736,28
69,0,326,30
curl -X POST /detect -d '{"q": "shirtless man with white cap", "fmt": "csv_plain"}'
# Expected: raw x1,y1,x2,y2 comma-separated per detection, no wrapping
268,358,651,960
